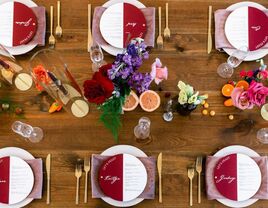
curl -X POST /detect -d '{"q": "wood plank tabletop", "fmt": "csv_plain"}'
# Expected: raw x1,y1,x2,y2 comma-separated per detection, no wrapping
0,0,268,207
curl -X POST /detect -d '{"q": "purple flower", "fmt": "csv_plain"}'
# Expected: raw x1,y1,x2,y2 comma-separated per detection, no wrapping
128,72,152,94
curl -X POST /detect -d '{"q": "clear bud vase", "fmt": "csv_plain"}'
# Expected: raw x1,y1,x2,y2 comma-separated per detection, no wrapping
28,49,89,118
0,44,33,91
134,117,152,144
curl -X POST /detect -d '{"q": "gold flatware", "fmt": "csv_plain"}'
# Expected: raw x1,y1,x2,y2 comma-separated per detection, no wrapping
187,166,195,206
46,154,51,204
156,7,163,49
75,162,82,205
207,5,212,54
49,6,56,48
55,1,63,38
196,156,203,204
157,152,163,203
84,157,90,203
87,4,93,52
163,3,170,39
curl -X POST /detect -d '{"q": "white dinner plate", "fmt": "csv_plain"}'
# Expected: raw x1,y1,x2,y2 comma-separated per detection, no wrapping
0,147,35,208
100,145,147,207
101,0,146,56
225,1,268,61
214,145,260,207
0,0,38,55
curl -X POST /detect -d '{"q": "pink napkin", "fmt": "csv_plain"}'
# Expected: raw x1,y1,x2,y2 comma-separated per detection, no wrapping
91,154,156,199
29,6,46,46
25,159,43,199
92,6,155,49
206,156,268,200
214,9,268,51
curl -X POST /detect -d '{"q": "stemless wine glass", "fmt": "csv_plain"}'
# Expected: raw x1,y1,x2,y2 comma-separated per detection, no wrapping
0,44,33,91
12,121,44,143
217,46,248,78
89,42,106,72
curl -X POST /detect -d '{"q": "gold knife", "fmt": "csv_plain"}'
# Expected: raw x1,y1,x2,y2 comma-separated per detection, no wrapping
87,4,92,52
46,154,51,204
207,5,212,54
157,152,162,203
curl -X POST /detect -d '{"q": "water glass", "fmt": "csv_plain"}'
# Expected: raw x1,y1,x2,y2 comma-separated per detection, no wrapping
134,117,152,143
12,121,44,143
89,42,106,72
256,128,268,144
217,47,248,78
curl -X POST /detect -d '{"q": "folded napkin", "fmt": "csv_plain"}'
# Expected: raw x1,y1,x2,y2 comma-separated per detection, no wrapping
206,156,268,200
29,6,46,46
214,9,268,51
91,154,156,199
92,6,155,49
25,158,43,199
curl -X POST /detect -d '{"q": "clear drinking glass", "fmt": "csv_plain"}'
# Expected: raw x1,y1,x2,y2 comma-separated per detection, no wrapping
217,47,248,78
0,44,33,91
163,99,173,122
12,121,43,143
257,128,268,144
134,117,152,144
89,42,106,72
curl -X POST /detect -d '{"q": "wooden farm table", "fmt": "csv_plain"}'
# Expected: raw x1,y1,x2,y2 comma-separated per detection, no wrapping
0,0,268,207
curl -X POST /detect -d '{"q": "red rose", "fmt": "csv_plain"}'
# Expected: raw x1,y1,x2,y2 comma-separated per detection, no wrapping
99,63,112,77
83,64,114,104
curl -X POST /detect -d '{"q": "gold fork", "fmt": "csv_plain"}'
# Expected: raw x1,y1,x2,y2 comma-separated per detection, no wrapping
84,157,90,203
187,166,195,206
156,7,163,49
55,1,63,38
163,3,170,39
196,156,203,204
49,6,56,48
75,162,82,205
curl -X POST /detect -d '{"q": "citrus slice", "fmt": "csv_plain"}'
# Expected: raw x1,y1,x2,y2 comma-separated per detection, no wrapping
122,91,139,111
139,90,161,112
224,98,233,107
236,80,249,90
221,84,234,97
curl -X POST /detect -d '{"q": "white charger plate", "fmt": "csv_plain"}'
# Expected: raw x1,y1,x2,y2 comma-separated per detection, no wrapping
0,0,38,55
100,145,147,207
101,0,145,56
214,145,260,207
225,1,268,61
0,147,35,208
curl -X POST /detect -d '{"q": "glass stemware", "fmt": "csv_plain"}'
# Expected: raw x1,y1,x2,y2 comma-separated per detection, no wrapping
163,99,173,122
89,42,106,72
256,128,268,144
12,121,44,143
217,47,248,78
134,117,152,144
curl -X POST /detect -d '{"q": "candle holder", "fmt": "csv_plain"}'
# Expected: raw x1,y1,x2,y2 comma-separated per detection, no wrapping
29,49,89,118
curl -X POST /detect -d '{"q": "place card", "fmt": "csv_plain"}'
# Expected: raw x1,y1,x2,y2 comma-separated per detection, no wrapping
0,156,34,204
225,6,268,51
214,153,261,201
98,154,147,202
100,3,147,48
0,2,37,47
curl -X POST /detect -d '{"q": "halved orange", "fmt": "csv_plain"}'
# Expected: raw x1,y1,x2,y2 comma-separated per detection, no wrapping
221,84,234,97
122,91,139,111
139,90,161,112
224,98,233,107
236,80,249,90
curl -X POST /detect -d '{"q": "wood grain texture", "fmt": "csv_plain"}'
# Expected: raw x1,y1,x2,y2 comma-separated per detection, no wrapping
0,0,268,207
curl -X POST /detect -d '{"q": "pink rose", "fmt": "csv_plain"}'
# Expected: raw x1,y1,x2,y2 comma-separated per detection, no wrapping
151,58,168,85
231,87,253,110
247,81,268,107
260,70,268,79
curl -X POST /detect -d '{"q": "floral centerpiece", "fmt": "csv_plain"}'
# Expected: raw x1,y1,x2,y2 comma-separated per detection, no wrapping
83,38,153,142
177,81,208,116
222,60,268,110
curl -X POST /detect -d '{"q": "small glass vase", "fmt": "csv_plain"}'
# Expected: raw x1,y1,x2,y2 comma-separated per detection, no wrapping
177,103,197,116
134,117,152,144
29,49,89,118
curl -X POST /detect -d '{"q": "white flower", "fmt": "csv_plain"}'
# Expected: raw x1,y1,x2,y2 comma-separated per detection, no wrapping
188,91,199,104
178,90,188,104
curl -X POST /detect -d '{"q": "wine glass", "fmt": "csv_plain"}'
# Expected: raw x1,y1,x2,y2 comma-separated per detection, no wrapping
89,42,106,72
217,46,248,78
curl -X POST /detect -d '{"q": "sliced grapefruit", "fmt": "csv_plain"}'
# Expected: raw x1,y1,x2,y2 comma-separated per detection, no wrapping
139,90,161,112
235,80,249,90
221,84,234,97
122,91,139,111
224,98,233,107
